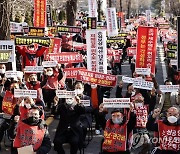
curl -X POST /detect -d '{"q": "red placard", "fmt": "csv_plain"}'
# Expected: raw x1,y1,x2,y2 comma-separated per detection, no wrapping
136,26,157,74
34,0,46,28
77,70,117,87
64,67,86,78
46,52,83,63
127,47,136,57
48,38,62,53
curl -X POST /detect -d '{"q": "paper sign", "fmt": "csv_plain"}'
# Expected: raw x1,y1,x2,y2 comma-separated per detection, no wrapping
24,66,44,73
42,61,57,67
5,71,23,79
14,89,37,98
159,85,179,93
135,68,151,76
56,90,75,98
18,145,34,154
81,100,90,107
103,98,130,108
170,59,177,66
122,76,134,83
133,79,154,90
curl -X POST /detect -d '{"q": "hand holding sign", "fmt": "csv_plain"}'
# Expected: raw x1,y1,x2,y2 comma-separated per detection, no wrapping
152,108,161,118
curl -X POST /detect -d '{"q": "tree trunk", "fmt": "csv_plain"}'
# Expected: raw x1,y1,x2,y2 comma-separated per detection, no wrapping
127,0,131,19
97,0,102,22
0,0,10,40
120,0,122,12
66,0,77,26
109,0,112,7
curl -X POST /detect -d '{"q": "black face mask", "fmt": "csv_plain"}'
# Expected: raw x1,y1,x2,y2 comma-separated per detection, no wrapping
27,116,39,124
30,81,37,86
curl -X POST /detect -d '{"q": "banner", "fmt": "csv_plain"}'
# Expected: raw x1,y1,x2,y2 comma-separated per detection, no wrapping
167,42,177,51
88,0,97,17
77,70,117,87
24,66,44,73
178,16,180,71
46,52,83,63
28,27,45,37
34,0,46,28
133,79,154,90
127,47,136,57
87,17,97,29
42,61,57,67
48,38,62,53
56,90,75,98
159,85,179,93
107,39,125,44
0,41,15,63
146,10,151,22
136,26,157,74
46,4,52,27
167,50,176,59
103,98,130,108
57,26,81,33
64,67,86,78
15,36,50,46
14,89,37,98
106,8,118,37
81,100,90,107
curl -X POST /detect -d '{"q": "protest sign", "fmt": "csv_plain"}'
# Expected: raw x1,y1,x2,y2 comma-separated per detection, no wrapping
18,145,34,154
56,90,75,98
170,59,177,66
81,100,91,107
57,26,81,33
5,71,23,79
28,27,45,37
135,68,151,76
103,98,130,108
159,85,179,93
87,17,97,29
88,0,97,17
46,4,53,27
133,79,154,90
14,89,37,98
24,66,44,73
42,61,57,67
127,47,136,57
122,76,134,83
48,38,62,53
64,67,86,78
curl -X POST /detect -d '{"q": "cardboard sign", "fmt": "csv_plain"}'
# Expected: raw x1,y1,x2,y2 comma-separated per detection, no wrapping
42,61,57,67
56,90,75,98
14,89,37,98
28,27,45,37
103,98,130,108
81,100,90,107
57,26,81,33
159,85,179,93
5,71,23,79
167,42,177,51
15,36,50,47
24,66,44,73
18,145,34,154
135,68,151,76
133,79,154,90
87,17,97,29
77,70,117,87
64,67,86,78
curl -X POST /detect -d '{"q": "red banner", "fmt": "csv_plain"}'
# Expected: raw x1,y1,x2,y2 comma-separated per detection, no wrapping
136,26,157,74
48,38,62,53
46,52,83,63
64,67,86,78
34,0,46,28
107,49,122,63
77,70,117,87
127,47,136,57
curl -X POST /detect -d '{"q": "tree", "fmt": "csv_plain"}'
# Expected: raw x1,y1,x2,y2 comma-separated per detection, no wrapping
151,0,161,14
0,0,10,40
58,10,66,22
24,11,32,26
66,0,77,26
14,11,22,23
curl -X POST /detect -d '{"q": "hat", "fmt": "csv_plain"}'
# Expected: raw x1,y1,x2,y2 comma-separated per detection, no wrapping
111,108,123,114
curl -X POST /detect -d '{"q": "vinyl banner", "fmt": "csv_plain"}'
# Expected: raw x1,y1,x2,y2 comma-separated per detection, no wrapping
46,4,52,27
77,70,117,87
57,26,81,33
87,17,97,29
0,41,15,63
178,16,180,71
136,26,157,74
88,0,98,17
106,8,118,37
28,27,45,37
34,0,46,28
64,68,86,78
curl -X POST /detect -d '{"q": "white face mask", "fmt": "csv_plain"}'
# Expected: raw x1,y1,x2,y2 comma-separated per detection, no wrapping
112,117,123,124
66,98,74,105
25,103,31,109
75,89,83,95
0,69,5,74
91,84,97,89
167,116,178,123
46,71,53,76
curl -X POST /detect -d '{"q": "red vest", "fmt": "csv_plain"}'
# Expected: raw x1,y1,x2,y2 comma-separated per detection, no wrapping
102,120,127,152
134,105,148,128
13,121,45,151
158,120,180,151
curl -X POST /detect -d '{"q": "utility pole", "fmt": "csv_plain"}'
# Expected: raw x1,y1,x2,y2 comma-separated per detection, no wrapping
97,0,102,21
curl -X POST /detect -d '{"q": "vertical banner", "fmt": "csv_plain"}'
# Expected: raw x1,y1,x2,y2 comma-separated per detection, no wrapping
86,29,97,72
106,8,118,37
136,26,157,74
96,29,107,73
178,16,180,71
34,0,46,28
87,17,97,29
46,4,52,27
146,10,151,23
88,0,98,17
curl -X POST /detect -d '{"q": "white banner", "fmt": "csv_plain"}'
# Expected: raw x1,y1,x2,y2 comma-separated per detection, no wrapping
159,85,179,93
133,79,154,90
96,29,107,73
42,61,57,67
88,0,97,17
56,90,75,98
5,71,23,79
86,30,97,72
14,89,37,98
103,98,130,108
146,10,151,22
106,8,118,37
135,68,151,76
81,100,90,107
24,66,44,73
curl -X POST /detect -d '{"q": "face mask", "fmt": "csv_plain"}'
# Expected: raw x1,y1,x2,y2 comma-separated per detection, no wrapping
27,116,39,124
135,103,143,107
46,71,53,76
167,116,178,123
30,81,37,86
0,69,5,74
112,117,123,124
75,89,83,95
25,103,31,109
91,84,97,89
66,99,74,105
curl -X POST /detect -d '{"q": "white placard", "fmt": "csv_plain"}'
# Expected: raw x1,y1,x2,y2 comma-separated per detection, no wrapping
103,98,130,108
159,85,179,93
135,68,151,76
81,100,90,107
122,76,134,83
170,59,177,66
24,66,44,73
18,145,34,154
106,8,118,37
88,0,98,17
10,22,23,33
56,90,75,98
14,89,37,98
133,79,154,90
5,71,23,79
42,61,57,67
